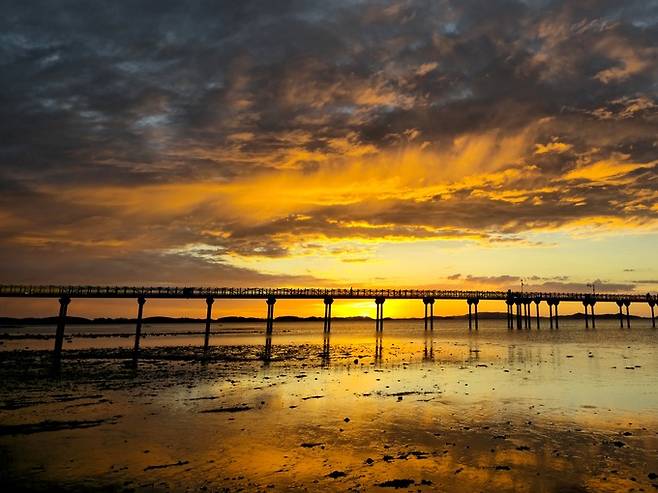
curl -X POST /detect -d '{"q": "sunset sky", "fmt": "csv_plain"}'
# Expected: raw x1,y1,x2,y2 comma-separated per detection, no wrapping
1,1,657,318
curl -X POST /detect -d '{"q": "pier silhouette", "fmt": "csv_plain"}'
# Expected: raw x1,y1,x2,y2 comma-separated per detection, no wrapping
1,285,655,369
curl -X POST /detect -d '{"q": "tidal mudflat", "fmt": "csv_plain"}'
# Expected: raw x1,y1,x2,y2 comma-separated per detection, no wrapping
1,320,657,492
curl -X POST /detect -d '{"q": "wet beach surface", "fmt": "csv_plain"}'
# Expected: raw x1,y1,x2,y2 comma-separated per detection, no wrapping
1,320,658,492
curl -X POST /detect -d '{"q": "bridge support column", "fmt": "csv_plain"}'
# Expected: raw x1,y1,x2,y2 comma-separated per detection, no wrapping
616,301,624,328
204,297,214,352
551,298,560,329
473,298,479,330
516,301,522,330
266,297,276,334
650,301,656,328
505,301,512,329
133,296,146,365
467,300,473,330
591,301,596,329
423,298,435,331
526,301,532,329
53,296,71,367
534,299,541,329
548,301,553,329
375,297,385,332
424,299,428,331
553,300,560,329
624,301,631,328
583,302,589,329
323,297,333,333
429,299,434,331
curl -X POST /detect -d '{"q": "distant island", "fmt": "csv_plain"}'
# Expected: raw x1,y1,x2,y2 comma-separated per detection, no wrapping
0,312,646,326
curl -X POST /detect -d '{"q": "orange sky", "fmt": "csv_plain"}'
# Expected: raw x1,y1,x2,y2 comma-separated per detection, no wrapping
1,1,657,318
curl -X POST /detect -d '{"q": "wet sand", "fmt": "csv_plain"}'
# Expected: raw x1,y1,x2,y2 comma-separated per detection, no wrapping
1,320,657,492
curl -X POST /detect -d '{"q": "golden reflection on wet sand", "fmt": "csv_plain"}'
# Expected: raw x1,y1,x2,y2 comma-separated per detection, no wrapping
1,321,657,491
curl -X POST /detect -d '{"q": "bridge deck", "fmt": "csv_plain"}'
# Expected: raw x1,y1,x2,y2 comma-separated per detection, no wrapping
0,285,651,303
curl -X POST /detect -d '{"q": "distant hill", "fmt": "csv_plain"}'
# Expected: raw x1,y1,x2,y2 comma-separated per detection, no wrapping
0,312,646,326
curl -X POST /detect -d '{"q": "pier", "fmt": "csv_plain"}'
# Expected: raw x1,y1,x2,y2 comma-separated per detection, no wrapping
1,285,655,367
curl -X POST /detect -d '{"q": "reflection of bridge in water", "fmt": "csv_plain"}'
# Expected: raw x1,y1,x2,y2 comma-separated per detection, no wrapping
1,285,656,368
261,329,433,367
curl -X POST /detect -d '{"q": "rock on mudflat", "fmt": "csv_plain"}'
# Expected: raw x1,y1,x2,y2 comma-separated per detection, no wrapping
377,479,415,488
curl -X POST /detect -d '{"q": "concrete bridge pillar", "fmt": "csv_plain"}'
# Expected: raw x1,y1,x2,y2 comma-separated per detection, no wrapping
53,296,71,368
132,296,147,365
548,301,554,329
473,298,479,330
590,301,596,329
429,298,434,331
466,298,479,330
624,300,631,328
515,300,522,330
204,297,214,353
323,297,334,333
423,297,435,331
375,297,385,332
646,294,655,329
467,298,478,330
521,299,530,329
534,298,541,330
553,299,560,329
505,300,513,329
583,300,589,329
525,300,531,329
616,300,624,328
266,297,277,334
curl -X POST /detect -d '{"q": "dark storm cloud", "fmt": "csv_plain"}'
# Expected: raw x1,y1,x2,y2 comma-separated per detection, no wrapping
2,0,656,180
1,0,657,283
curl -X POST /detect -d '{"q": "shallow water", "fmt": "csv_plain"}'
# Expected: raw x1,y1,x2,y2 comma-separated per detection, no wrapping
1,320,657,491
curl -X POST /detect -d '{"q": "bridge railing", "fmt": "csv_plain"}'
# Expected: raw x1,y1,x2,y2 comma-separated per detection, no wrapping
0,285,652,302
